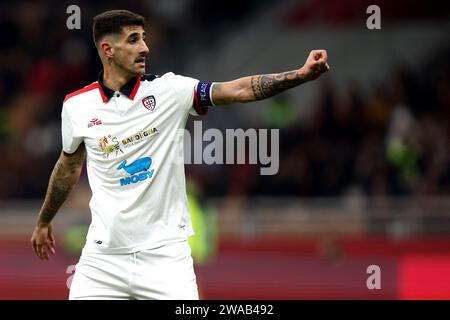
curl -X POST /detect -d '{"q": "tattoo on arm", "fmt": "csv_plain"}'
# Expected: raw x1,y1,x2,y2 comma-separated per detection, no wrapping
251,70,307,100
211,83,222,94
39,147,85,224
211,83,222,104
40,173,71,224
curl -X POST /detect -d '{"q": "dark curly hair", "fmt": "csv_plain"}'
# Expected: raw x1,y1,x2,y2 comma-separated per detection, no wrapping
93,9,146,47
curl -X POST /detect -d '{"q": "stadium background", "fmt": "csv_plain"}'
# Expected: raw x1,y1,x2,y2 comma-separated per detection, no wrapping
0,0,449,299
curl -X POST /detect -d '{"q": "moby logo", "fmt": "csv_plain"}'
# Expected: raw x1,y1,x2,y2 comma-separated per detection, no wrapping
118,156,155,186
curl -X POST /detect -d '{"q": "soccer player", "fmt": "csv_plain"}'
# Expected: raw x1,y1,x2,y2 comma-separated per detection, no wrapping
30,9,329,299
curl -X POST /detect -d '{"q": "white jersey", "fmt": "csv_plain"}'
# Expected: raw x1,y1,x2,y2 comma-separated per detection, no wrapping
61,72,212,254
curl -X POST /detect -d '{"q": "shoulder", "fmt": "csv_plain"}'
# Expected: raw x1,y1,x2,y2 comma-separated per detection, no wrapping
157,72,199,87
129,72,197,85
64,82,101,104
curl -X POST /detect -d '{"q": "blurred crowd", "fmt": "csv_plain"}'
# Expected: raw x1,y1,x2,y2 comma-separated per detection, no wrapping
0,1,449,200
0,0,264,199
216,52,450,197
185,28,450,199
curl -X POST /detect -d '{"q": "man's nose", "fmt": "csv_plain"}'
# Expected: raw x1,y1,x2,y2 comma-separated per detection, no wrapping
140,40,149,55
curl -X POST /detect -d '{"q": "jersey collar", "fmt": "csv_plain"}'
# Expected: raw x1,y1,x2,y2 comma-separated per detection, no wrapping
97,70,141,103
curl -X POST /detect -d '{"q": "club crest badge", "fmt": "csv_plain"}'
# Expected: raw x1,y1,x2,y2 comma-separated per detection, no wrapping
142,95,156,111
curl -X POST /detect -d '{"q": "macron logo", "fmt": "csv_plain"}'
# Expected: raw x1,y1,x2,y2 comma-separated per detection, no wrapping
88,118,102,128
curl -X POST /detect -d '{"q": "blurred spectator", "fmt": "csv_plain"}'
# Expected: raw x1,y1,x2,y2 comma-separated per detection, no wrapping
0,0,449,202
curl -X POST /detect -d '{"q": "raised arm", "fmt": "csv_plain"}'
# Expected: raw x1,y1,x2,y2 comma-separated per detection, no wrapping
211,49,330,105
31,144,86,260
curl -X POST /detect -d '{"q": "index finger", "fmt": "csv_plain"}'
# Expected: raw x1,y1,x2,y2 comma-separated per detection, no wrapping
31,238,39,257
36,243,44,260
47,238,56,255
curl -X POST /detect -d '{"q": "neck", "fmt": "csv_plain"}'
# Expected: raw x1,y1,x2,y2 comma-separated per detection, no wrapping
102,63,136,91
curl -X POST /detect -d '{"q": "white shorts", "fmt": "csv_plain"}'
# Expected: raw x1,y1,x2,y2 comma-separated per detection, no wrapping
69,240,198,300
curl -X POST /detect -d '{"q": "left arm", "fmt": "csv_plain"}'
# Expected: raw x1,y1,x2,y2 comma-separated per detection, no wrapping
211,49,330,105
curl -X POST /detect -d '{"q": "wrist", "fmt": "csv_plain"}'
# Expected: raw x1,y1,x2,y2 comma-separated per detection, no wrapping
36,218,50,228
297,67,310,82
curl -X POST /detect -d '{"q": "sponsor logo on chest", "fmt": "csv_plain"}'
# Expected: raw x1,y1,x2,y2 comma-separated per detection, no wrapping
117,156,155,186
95,128,160,158
87,118,103,128
99,135,124,159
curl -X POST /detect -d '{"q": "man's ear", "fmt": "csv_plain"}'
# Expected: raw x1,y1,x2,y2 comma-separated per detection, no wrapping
100,40,114,59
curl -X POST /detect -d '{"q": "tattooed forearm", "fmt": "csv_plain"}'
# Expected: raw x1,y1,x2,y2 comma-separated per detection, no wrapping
39,174,72,224
38,146,85,225
251,70,307,100
210,69,308,105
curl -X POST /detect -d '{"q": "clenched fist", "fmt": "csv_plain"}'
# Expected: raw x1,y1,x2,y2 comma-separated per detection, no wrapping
300,49,330,81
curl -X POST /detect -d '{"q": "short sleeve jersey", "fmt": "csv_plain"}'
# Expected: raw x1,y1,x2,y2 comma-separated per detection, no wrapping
61,72,213,253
